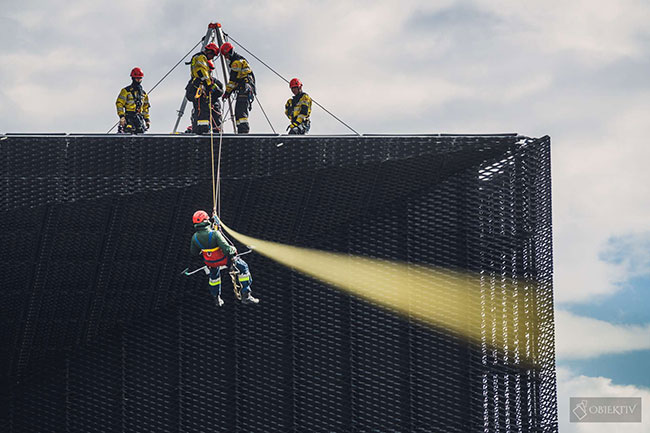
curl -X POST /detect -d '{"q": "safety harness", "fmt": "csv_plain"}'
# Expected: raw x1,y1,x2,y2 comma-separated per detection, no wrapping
192,231,229,268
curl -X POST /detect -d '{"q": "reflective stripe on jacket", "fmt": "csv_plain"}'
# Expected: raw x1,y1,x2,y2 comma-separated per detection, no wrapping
116,85,150,120
285,92,312,124
225,52,254,94
190,53,214,86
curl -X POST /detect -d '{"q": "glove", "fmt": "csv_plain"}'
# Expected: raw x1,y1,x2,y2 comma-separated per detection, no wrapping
119,117,126,126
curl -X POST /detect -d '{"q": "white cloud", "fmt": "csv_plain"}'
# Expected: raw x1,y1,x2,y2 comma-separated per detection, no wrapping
473,0,650,65
555,310,650,360
557,367,650,432
602,234,650,279
552,97,650,303
3,0,644,135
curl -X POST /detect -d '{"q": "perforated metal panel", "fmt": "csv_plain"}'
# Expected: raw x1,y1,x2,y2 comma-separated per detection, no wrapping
0,134,557,432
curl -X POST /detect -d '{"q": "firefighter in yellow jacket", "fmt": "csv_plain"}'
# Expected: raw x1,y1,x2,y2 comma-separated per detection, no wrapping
285,78,312,135
116,68,150,134
220,42,255,134
185,43,223,134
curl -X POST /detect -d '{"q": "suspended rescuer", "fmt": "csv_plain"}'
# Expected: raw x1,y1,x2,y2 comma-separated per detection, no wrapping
220,42,256,134
189,210,259,306
285,78,312,134
185,43,224,134
116,67,150,134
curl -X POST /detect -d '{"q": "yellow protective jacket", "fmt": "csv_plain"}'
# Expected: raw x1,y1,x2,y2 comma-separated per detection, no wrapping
115,84,150,120
285,92,312,125
190,52,216,87
225,52,254,94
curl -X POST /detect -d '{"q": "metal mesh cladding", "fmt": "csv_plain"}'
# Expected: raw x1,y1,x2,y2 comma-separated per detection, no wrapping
0,134,557,432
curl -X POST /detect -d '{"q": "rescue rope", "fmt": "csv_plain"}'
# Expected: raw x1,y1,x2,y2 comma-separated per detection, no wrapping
214,103,234,219
215,108,224,218
205,92,228,219
223,103,234,133
149,40,203,94
224,33,361,136
255,96,277,134
107,40,203,133
209,92,217,215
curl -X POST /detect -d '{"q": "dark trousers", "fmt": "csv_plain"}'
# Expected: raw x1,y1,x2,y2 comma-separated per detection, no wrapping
234,83,254,134
190,98,222,134
207,258,252,297
118,112,146,134
186,80,222,134
288,120,310,135
186,85,211,134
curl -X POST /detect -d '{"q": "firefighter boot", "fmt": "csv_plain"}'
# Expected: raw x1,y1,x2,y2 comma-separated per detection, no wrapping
241,289,259,304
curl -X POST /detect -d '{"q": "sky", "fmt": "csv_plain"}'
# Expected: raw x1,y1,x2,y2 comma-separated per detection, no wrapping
1,0,649,431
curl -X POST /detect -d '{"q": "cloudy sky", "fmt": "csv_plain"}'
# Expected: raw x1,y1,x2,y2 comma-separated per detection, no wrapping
2,1,649,431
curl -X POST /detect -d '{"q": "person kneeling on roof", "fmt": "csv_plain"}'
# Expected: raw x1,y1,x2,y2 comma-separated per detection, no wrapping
189,210,259,306
285,78,311,135
116,67,150,134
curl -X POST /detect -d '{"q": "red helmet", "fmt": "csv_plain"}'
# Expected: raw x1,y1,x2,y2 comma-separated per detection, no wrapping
193,210,209,224
289,78,302,88
207,60,215,70
204,43,219,56
220,42,234,56
130,67,144,78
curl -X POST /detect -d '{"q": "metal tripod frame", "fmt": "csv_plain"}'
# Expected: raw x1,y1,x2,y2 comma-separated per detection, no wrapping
172,22,237,134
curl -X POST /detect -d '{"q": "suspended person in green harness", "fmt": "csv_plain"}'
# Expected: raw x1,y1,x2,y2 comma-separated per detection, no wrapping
189,210,259,306
285,78,312,135
185,43,223,134
116,68,150,134
220,42,256,134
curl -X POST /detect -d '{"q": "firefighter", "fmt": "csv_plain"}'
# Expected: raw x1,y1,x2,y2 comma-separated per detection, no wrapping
116,67,150,134
285,78,312,135
220,42,255,134
190,210,259,306
206,60,224,132
185,43,223,134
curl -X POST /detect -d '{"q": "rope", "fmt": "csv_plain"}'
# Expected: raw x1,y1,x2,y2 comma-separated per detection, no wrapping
224,34,288,85
215,107,225,218
224,33,361,136
107,40,203,133
255,95,277,134
209,92,217,215
149,40,202,94
222,101,234,134
203,91,228,218
307,98,360,136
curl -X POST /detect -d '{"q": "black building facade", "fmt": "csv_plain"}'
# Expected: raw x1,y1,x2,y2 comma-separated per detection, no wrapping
0,134,557,432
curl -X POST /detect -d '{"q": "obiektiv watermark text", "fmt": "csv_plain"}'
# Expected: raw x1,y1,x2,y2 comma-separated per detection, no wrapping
570,397,642,423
